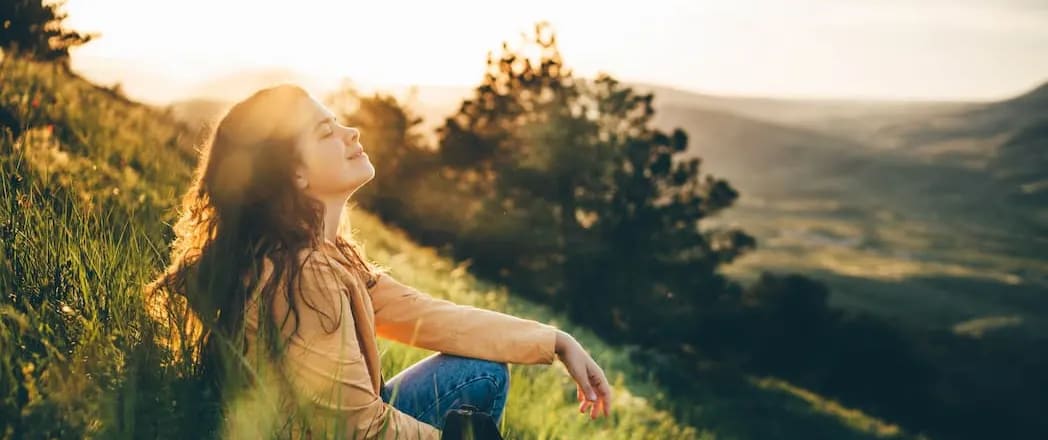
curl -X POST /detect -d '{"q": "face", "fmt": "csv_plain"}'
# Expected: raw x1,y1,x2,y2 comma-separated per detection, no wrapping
293,94,375,200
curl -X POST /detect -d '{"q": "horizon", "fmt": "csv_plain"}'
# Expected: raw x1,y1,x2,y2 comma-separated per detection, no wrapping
68,55,1047,107
64,0,1048,104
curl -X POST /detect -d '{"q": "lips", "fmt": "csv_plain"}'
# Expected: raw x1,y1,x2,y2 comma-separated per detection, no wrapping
347,149,365,160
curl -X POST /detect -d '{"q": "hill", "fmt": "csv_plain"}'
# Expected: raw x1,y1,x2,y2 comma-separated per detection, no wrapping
635,82,974,141
0,56,922,439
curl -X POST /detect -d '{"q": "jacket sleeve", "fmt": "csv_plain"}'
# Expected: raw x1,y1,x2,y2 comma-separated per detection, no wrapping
275,257,441,440
368,272,559,365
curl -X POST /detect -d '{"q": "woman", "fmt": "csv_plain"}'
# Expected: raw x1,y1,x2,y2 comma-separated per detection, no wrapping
149,84,612,439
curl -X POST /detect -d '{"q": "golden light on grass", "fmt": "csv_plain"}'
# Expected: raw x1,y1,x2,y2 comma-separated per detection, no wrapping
752,377,904,439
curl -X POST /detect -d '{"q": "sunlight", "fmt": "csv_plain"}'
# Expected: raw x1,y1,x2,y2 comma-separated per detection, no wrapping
5,2,1048,437
63,0,1048,104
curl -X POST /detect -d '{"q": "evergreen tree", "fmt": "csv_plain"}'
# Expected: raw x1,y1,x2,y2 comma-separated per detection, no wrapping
1,0,94,63
437,23,755,342
437,22,607,297
580,75,755,343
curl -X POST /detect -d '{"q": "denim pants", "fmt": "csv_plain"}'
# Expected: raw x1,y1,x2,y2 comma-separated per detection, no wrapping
379,353,510,430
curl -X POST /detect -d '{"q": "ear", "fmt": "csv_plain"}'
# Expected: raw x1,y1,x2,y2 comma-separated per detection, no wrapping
294,168,309,190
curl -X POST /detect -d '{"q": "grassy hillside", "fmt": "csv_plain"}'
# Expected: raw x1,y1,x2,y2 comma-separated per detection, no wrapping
1,56,920,439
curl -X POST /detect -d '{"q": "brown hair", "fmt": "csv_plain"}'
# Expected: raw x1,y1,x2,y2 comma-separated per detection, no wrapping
146,84,376,402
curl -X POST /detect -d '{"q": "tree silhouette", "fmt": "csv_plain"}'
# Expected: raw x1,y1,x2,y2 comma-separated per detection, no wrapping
1,0,94,63
437,23,755,342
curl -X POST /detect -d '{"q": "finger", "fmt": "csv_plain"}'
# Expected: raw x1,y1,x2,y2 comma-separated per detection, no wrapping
587,384,603,419
577,383,584,403
587,391,599,420
580,400,594,416
568,362,598,403
597,378,613,415
587,365,612,412
578,376,597,403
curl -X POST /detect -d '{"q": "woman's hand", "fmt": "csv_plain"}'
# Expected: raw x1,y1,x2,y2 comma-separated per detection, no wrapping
555,330,613,420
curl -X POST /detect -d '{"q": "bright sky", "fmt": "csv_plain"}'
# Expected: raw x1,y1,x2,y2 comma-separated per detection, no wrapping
64,0,1048,103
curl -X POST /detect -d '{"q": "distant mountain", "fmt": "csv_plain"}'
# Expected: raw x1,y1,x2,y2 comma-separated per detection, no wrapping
993,80,1048,114
637,78,1048,217
650,103,1039,231
867,80,1048,156
992,119,1048,202
634,82,974,141
964,82,1048,190
396,82,975,144
996,85,1048,195
864,80,1048,204
650,104,875,195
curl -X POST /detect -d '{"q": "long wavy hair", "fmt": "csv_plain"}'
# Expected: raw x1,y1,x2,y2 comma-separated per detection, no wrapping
146,84,377,412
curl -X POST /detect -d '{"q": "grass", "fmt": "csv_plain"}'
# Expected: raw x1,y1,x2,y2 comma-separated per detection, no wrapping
1,55,918,439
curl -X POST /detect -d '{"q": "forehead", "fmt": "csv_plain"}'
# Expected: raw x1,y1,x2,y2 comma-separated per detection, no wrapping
289,94,335,130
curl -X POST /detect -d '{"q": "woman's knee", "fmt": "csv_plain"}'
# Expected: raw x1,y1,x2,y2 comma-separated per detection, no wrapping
438,354,509,394
455,360,508,415
474,359,509,393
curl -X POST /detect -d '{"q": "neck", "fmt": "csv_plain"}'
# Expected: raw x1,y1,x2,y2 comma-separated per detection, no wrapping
320,197,347,244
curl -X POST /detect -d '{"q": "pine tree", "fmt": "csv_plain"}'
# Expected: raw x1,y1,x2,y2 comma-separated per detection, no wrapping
437,23,755,342
1,0,94,63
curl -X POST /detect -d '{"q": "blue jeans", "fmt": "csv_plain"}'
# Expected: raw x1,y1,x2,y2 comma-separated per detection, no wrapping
380,353,510,430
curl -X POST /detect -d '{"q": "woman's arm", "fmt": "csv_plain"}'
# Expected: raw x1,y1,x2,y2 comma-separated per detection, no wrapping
368,271,613,420
368,272,558,365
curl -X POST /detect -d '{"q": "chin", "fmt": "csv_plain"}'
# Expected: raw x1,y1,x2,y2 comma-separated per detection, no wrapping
346,172,375,194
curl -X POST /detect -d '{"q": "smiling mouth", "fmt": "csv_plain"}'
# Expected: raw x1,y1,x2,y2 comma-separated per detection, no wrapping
347,150,366,160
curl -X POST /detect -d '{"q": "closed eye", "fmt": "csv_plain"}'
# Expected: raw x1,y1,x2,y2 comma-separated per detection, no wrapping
320,122,334,138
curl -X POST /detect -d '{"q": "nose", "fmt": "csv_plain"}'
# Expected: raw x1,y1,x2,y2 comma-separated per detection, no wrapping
342,126,361,144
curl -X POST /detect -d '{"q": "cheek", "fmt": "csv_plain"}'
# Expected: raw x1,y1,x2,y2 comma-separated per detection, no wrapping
299,147,339,181
310,142,345,170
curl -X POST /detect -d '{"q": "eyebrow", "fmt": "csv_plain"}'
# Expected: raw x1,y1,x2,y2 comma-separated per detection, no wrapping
314,116,336,132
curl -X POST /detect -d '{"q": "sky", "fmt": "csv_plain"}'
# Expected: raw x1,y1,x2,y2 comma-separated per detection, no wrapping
63,0,1048,103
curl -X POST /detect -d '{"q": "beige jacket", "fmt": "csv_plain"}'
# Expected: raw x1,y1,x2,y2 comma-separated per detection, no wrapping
244,240,559,439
